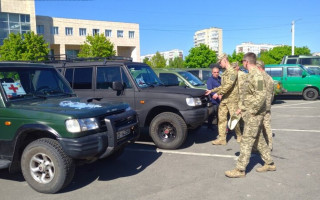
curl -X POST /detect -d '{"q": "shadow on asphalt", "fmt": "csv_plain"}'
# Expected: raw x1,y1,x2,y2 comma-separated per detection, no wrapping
61,144,161,193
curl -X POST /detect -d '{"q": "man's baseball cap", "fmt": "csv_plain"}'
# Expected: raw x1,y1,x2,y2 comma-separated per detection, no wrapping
217,53,228,63
227,113,241,130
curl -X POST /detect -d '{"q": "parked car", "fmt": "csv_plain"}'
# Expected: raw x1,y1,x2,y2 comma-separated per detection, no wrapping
305,65,320,75
265,64,320,100
0,62,139,193
153,68,207,90
49,57,212,150
281,55,320,66
185,68,212,83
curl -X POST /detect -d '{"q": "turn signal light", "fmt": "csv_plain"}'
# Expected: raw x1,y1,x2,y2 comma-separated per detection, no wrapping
5,121,11,126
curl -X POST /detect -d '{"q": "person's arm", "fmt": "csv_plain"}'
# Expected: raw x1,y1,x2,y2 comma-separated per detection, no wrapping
248,74,266,115
211,71,237,95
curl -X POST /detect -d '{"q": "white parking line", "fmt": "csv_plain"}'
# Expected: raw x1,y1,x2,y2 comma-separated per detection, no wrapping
126,147,238,160
273,101,320,108
272,128,320,133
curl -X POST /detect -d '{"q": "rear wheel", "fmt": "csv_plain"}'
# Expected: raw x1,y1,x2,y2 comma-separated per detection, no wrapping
149,112,187,149
303,88,319,101
21,138,75,194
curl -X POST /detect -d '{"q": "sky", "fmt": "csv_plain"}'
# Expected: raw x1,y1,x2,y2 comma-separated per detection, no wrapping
35,0,320,57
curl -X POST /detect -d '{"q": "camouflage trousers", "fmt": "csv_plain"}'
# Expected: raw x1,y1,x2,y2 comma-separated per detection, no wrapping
217,101,241,140
236,113,273,171
263,111,272,148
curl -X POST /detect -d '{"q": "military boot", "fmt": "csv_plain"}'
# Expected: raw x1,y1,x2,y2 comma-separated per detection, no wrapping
225,169,245,178
256,164,276,172
211,138,226,145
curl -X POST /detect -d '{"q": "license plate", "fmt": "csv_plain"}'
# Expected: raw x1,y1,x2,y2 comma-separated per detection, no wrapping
117,129,131,139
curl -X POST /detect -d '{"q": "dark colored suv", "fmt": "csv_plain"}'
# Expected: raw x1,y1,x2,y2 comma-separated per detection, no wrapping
0,62,139,193
50,57,212,150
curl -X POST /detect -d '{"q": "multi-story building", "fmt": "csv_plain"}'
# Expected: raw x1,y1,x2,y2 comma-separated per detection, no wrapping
193,27,223,55
0,0,140,61
141,49,183,65
236,42,281,56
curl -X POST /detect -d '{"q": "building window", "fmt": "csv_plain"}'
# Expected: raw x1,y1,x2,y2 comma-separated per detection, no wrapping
79,28,86,36
117,30,123,38
65,27,73,36
92,29,99,36
66,50,79,59
37,25,44,35
51,26,59,35
129,31,135,39
105,29,112,37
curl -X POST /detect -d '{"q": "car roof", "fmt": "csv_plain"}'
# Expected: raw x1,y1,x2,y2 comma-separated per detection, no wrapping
0,62,54,68
265,64,303,67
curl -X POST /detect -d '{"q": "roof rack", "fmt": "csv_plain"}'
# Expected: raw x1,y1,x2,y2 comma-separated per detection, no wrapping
40,55,133,64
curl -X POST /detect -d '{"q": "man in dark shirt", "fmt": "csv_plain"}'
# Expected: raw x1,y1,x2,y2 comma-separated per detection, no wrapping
206,66,221,129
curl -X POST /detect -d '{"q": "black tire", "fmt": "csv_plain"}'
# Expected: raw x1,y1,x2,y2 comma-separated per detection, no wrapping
149,112,187,149
21,138,75,194
303,88,319,101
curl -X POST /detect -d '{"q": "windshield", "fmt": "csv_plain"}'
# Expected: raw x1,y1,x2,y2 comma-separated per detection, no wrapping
301,65,316,75
178,71,205,86
0,67,74,101
306,66,320,75
127,64,163,88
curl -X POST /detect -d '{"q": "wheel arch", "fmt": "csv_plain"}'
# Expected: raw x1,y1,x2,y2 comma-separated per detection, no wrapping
144,106,183,127
9,124,60,173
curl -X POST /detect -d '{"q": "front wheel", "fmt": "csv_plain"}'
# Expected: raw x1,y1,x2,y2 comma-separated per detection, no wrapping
303,88,319,101
21,138,75,194
149,112,187,149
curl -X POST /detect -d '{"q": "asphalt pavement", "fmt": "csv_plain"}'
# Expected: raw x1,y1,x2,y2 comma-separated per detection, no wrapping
1,96,320,200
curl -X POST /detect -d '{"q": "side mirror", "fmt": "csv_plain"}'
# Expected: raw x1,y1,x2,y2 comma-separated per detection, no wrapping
112,81,124,91
302,71,307,77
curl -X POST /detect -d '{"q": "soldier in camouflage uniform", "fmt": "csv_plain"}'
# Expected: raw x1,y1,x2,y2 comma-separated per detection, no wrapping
257,60,274,150
225,52,276,178
205,54,242,145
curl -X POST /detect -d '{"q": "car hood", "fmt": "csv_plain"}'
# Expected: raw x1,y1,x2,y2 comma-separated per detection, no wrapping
9,97,129,117
143,86,206,97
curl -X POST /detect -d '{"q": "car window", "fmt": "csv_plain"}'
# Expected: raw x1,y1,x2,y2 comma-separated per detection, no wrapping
158,73,179,86
300,58,320,65
96,66,132,89
202,71,211,80
266,67,282,77
287,59,298,64
65,67,92,89
287,67,302,77
178,71,204,86
127,65,162,88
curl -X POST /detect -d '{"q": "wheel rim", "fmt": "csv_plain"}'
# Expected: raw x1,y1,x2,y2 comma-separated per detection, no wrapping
29,153,55,184
307,90,315,98
158,122,177,142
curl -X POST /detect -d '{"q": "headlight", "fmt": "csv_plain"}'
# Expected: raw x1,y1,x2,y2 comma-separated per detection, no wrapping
186,97,202,106
65,118,99,133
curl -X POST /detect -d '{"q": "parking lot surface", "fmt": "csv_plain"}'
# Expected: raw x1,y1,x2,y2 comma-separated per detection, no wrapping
1,96,320,200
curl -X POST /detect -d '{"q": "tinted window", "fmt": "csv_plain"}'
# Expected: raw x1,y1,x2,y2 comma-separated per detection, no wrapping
266,67,282,77
96,66,132,89
287,67,302,77
67,67,92,89
158,73,179,86
287,59,297,64
300,58,320,65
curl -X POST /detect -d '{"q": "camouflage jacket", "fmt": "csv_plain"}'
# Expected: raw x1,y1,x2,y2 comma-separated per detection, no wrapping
242,66,266,115
211,66,239,103
237,70,248,111
262,71,274,112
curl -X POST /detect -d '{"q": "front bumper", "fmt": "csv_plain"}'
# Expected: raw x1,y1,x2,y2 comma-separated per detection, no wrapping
58,111,139,159
181,104,212,128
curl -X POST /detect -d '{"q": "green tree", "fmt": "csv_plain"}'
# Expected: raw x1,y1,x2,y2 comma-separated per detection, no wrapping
149,52,166,68
78,34,116,58
184,44,217,68
143,57,152,66
0,32,49,61
228,50,244,64
260,45,311,64
168,57,184,68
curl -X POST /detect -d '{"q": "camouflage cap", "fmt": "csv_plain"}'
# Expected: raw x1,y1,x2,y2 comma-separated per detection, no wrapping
217,53,228,63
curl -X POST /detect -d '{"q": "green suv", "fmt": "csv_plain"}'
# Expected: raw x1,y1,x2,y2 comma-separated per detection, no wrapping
0,62,139,193
154,68,207,90
265,64,320,100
